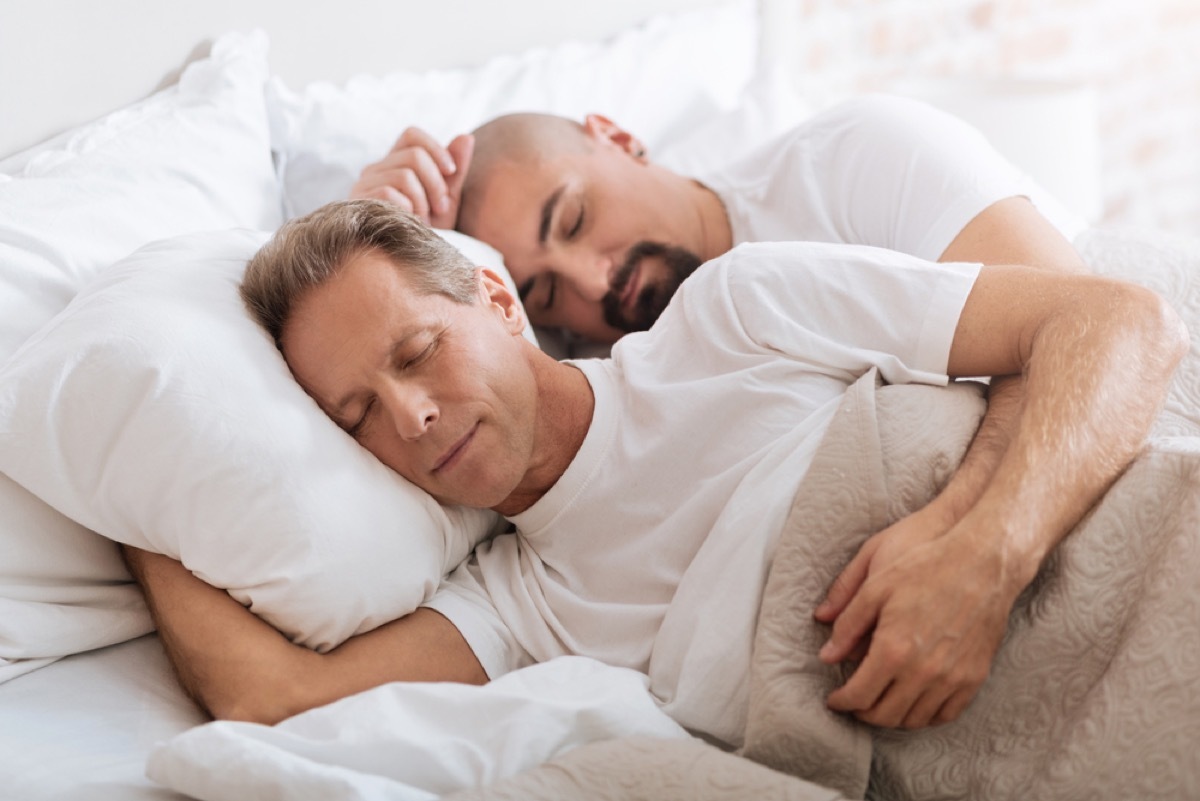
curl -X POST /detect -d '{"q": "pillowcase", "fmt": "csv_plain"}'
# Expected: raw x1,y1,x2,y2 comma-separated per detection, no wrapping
267,0,759,217
655,73,814,179
0,228,508,652
0,30,282,670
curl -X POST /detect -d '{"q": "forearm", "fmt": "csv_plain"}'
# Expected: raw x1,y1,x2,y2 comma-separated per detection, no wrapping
121,545,307,721
933,196,1088,521
921,375,1023,524
961,284,1187,591
122,547,485,724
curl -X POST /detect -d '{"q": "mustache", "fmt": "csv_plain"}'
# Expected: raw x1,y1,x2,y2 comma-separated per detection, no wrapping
603,241,704,333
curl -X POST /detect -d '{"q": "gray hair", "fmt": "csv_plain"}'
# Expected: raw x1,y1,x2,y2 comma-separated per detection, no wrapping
241,199,478,346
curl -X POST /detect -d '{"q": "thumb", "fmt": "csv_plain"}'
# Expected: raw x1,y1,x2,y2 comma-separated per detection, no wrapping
444,134,475,207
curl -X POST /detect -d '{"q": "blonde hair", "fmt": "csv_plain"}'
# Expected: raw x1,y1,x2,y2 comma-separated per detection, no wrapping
241,199,477,345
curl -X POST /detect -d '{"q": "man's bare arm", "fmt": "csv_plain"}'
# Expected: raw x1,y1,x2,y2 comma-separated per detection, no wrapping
926,196,1088,514
820,264,1187,729
122,546,486,725
814,198,1091,718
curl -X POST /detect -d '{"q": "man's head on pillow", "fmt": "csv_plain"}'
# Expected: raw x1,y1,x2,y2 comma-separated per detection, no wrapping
353,113,714,344
241,199,550,513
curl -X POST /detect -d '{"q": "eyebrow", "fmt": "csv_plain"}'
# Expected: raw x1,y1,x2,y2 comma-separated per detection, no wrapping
538,185,566,246
330,332,422,414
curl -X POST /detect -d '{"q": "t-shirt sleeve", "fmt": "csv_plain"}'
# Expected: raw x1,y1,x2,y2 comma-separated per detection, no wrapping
422,558,534,680
812,94,1080,260
685,241,981,385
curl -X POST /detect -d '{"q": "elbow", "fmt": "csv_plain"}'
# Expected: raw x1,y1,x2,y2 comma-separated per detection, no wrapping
1138,286,1189,374
206,687,301,726
191,657,321,726
1114,283,1190,392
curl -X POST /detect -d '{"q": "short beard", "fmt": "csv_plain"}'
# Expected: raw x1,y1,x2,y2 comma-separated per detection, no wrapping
602,241,704,333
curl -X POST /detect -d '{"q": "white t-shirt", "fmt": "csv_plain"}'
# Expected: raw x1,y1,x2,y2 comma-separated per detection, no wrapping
426,241,981,747
700,94,1084,258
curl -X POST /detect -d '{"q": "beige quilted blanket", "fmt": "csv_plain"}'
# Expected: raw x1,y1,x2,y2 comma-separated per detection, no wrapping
744,226,1200,800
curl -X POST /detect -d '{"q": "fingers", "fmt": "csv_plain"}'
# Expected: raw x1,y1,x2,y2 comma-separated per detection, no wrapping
842,662,976,729
391,126,457,173
350,127,472,228
818,572,883,664
444,134,474,200
826,619,991,729
433,133,475,229
814,537,879,623
827,637,945,729
932,685,977,726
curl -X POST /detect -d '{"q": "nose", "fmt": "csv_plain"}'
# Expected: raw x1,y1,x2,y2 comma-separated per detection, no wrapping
380,381,438,441
564,251,613,303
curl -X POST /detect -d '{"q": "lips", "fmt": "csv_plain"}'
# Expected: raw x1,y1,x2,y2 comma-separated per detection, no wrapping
617,261,642,313
433,423,478,473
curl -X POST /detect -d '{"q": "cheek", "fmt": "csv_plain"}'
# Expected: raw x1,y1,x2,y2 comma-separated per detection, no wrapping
359,430,412,480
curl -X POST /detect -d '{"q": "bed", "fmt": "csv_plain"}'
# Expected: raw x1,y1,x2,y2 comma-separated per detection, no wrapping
2,2,1199,799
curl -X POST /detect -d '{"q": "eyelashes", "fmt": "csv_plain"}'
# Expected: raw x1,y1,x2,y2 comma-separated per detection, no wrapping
344,334,441,438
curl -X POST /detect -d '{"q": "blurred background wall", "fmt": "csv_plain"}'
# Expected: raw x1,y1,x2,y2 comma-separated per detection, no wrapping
775,0,1199,235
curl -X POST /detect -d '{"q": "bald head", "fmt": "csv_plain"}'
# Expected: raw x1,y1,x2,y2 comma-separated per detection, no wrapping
457,113,591,236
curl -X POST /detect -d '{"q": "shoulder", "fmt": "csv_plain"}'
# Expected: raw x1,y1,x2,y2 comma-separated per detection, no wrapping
814,93,957,131
790,94,982,153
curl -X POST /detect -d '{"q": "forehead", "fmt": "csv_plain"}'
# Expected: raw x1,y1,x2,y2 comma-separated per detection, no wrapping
467,157,585,251
281,252,449,399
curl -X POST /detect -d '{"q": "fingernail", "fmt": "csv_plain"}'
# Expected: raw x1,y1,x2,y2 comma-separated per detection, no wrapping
819,642,834,661
443,159,457,175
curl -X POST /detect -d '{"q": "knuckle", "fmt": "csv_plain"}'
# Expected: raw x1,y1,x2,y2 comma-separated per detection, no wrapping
935,706,962,725
913,663,942,687
860,708,897,728
954,663,988,690
876,639,911,670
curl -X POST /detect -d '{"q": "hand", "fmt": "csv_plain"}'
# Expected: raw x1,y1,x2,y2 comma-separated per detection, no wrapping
349,127,474,228
814,506,1019,729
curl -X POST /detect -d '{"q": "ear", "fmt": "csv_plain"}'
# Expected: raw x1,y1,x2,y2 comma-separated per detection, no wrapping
583,113,647,162
477,268,529,336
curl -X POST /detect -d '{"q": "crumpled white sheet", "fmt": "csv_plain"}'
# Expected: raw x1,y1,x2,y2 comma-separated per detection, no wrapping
146,656,690,800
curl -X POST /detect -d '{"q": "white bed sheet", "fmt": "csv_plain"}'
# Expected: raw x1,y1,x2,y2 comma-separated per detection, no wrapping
0,635,202,800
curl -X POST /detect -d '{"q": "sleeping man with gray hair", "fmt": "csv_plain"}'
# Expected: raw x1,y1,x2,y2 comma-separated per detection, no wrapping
122,197,1189,768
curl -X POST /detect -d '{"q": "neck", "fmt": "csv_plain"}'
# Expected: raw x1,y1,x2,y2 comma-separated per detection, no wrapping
492,351,593,517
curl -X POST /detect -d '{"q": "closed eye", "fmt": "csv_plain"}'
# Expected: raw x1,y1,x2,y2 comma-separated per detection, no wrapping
346,397,376,439
404,336,439,369
567,206,585,239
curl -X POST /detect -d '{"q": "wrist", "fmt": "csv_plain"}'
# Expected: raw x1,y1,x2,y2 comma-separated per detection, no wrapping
952,507,1045,601
918,486,972,535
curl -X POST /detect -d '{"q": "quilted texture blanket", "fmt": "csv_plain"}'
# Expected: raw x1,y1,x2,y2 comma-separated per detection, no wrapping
744,225,1200,799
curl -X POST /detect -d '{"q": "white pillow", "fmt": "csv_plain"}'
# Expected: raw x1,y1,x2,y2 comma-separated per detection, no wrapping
268,0,758,217
0,228,505,652
0,30,282,670
655,73,815,179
